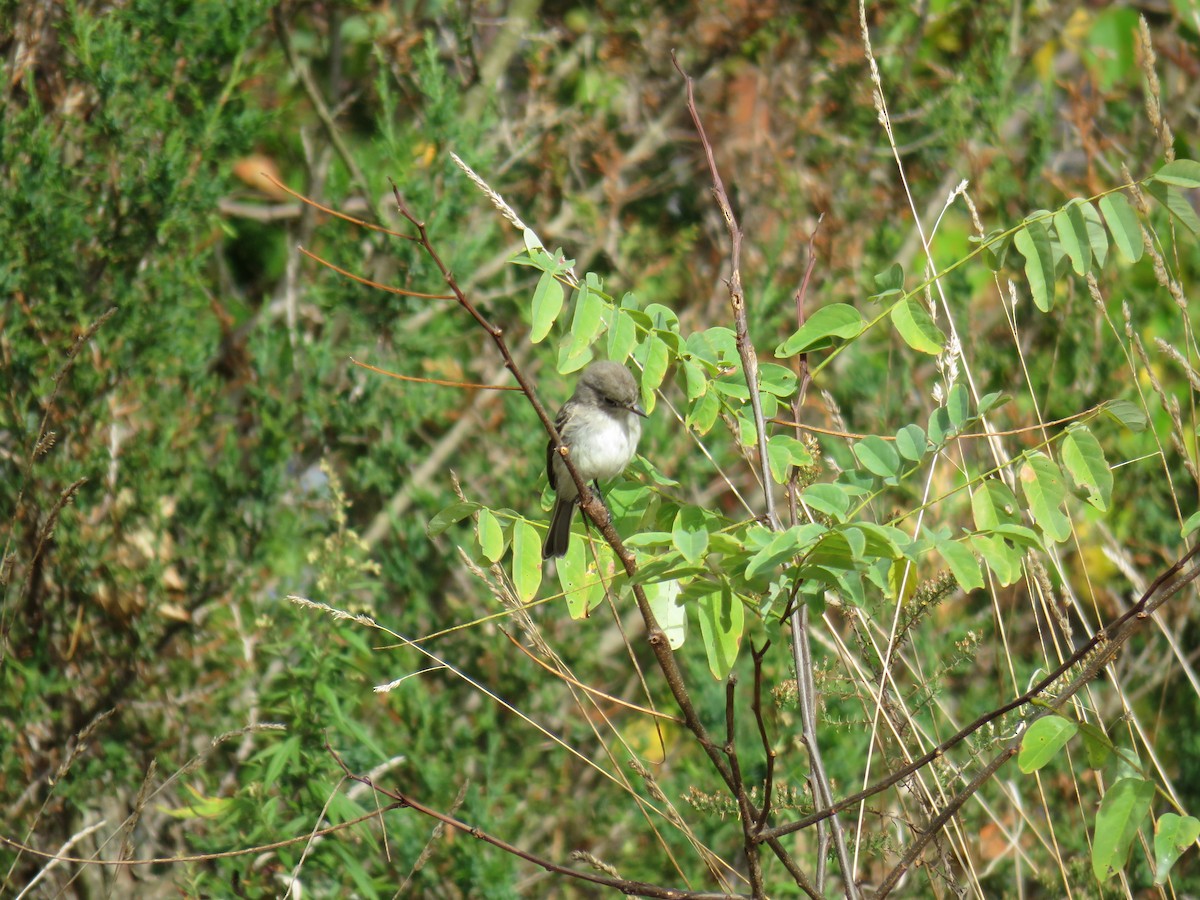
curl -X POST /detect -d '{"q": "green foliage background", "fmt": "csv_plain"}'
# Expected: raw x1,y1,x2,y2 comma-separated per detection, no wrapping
2,0,1199,896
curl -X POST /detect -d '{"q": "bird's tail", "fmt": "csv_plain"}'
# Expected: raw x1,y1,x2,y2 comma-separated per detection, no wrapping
542,497,575,559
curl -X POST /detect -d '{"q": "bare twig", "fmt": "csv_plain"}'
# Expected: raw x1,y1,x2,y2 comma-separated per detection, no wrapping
762,543,1200,844
672,52,854,898
326,741,750,900
875,546,1200,896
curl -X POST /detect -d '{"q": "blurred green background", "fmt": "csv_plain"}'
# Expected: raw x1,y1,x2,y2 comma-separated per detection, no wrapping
3,1,1200,896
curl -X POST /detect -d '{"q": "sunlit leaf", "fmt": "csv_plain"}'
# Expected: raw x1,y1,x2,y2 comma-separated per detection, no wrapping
672,506,709,564
1151,158,1200,188
477,507,504,562
530,270,565,342
775,304,864,357
853,435,901,478
894,424,927,461
1061,424,1112,511
1054,202,1092,275
1154,814,1200,884
645,579,687,649
1019,452,1071,544
1018,715,1078,772
428,501,482,536
511,518,543,603
1144,180,1200,237
934,536,984,592
1099,191,1143,264
889,297,945,354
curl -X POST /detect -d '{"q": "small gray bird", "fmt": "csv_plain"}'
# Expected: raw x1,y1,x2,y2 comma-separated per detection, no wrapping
543,361,647,559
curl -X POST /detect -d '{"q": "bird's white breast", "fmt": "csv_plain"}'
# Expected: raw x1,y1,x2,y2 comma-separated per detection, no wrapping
570,411,641,481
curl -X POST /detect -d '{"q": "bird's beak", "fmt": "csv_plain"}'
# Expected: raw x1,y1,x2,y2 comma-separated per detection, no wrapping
630,401,649,418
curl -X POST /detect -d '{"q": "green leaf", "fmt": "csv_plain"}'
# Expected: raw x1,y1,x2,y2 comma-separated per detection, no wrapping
971,479,1021,531
521,228,545,254
970,533,1023,586
889,297,946,354
946,383,970,432
557,537,606,619
981,228,1014,271
800,483,851,522
1080,200,1109,269
871,262,905,298
766,434,814,484
1092,777,1155,881
511,519,543,604
1018,715,1079,773
775,304,864,357
1152,158,1200,188
477,508,504,562
745,524,825,581
852,435,900,478
1014,219,1056,312
1054,202,1092,275
427,501,482,536
927,405,952,448
1144,180,1200,237
696,585,745,679
607,305,639,363
681,358,708,400
637,334,669,411
758,363,798,398
1019,452,1071,544
934,537,984,592
645,579,687,649
1182,510,1200,539
687,389,721,434
1154,813,1200,884
894,424,927,461
1099,192,1143,264
629,555,707,585
530,270,565,343
1103,399,1148,432
672,507,710,564
1078,721,1113,769
807,528,861,569
567,280,604,357
1061,425,1112,511
854,523,910,560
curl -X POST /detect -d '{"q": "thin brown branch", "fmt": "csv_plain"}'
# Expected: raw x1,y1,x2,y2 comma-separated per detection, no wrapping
385,178,736,796
260,170,415,241
672,52,852,897
350,358,522,391
299,246,453,299
762,542,1200,845
875,548,1200,896
723,676,766,897
326,742,750,900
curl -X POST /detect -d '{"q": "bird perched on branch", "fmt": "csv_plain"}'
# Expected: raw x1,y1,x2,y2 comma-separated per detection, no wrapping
543,361,647,559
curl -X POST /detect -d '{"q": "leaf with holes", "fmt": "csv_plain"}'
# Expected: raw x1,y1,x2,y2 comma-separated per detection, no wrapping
1061,425,1112,511
1019,715,1078,773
